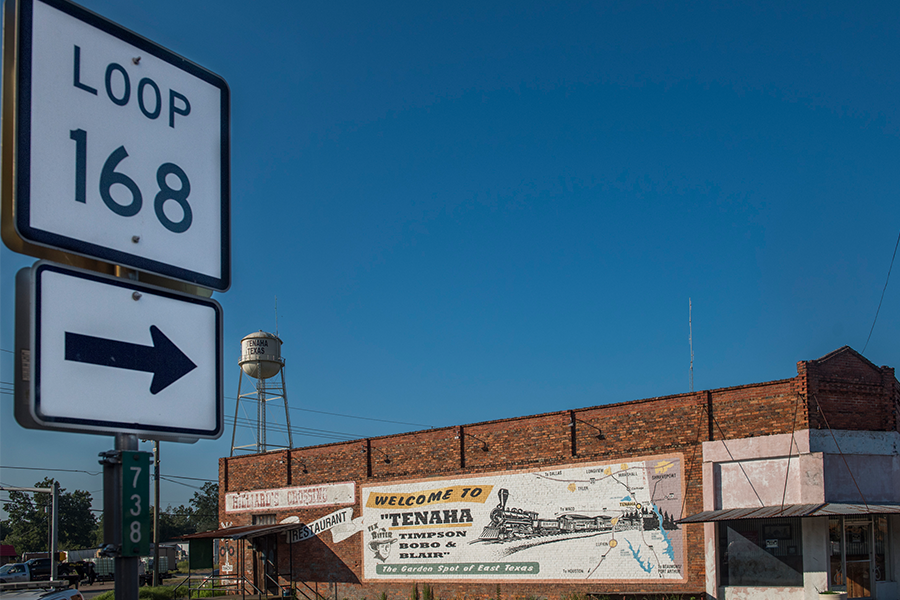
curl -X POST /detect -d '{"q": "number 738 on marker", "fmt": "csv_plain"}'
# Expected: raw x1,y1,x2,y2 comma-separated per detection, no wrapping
121,451,151,557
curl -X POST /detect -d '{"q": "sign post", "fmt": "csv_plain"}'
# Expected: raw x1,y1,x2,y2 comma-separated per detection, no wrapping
2,2,230,599
99,437,145,599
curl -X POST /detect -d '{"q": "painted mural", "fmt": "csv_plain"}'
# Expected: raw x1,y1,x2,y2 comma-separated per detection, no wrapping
225,481,355,513
361,455,684,581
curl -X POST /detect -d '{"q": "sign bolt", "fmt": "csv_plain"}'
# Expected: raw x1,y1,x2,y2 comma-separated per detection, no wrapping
132,56,141,65
132,292,142,301
132,235,140,243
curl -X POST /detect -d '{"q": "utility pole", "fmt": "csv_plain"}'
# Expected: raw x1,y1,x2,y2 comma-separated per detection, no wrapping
51,481,59,581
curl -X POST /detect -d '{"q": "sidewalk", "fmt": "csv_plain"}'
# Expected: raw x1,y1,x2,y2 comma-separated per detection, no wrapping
74,577,285,599
73,579,113,599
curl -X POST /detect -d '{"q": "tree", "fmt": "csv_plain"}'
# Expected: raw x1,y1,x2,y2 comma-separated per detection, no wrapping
58,489,96,549
0,489,45,554
0,478,97,553
92,514,105,548
151,482,218,542
156,504,194,542
189,482,218,533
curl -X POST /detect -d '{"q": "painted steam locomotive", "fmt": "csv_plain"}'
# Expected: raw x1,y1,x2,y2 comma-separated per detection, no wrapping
479,488,676,541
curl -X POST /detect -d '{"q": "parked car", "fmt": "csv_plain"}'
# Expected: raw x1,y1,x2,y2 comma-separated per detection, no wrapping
0,586,83,599
0,562,31,583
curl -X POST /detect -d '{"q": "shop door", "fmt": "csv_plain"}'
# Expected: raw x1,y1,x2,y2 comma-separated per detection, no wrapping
844,518,872,599
252,535,279,595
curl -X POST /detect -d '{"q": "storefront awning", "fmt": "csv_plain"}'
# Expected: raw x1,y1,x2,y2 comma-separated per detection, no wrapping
180,522,304,540
678,503,900,523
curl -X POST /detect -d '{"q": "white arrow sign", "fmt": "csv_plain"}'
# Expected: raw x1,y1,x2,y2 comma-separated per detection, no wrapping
15,261,223,441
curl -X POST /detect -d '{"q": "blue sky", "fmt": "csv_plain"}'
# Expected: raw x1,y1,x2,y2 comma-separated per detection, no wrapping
2,0,899,516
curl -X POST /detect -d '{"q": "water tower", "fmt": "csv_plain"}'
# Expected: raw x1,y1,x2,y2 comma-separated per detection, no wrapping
230,331,292,455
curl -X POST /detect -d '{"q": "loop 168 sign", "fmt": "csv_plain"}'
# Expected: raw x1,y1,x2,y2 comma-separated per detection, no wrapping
2,0,230,291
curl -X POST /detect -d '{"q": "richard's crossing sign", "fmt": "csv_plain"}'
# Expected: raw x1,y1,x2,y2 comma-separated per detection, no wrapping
15,261,223,442
2,0,230,291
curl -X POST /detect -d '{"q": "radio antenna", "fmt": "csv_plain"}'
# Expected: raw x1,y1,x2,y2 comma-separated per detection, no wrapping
689,298,694,393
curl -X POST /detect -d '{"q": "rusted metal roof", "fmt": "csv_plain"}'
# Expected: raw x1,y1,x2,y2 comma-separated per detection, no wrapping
180,522,303,540
814,503,900,516
678,503,900,523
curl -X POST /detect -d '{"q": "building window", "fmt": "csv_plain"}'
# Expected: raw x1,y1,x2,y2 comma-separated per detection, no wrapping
252,514,276,525
829,515,890,596
718,518,803,587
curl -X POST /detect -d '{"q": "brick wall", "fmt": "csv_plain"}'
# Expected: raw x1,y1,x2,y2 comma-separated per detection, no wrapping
217,346,898,599
803,347,899,432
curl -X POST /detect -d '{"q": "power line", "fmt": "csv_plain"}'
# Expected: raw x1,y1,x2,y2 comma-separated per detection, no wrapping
226,394,432,429
0,376,434,429
226,410,373,439
863,229,900,354
286,404,432,428
0,466,103,476
0,346,434,437
161,474,216,483
0,466,215,483
225,415,361,441
159,476,206,490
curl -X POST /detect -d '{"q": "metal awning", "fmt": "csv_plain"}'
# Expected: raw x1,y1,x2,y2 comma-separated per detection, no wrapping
180,522,304,540
678,503,900,524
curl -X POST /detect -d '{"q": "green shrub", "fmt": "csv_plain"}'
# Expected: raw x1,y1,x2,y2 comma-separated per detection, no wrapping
92,587,182,600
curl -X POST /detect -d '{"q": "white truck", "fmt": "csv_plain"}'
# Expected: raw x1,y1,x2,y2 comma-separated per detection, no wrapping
0,563,32,584
0,561,78,586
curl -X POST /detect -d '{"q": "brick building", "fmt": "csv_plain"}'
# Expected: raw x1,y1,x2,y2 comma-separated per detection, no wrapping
206,346,900,599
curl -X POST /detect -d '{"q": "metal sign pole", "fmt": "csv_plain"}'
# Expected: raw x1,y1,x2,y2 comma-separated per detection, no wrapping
100,434,140,600
116,434,140,599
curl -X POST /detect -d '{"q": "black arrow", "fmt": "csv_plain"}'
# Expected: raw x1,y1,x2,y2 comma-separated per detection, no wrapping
64,326,197,394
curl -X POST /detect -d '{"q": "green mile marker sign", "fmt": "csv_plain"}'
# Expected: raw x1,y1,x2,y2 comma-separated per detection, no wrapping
121,451,151,557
